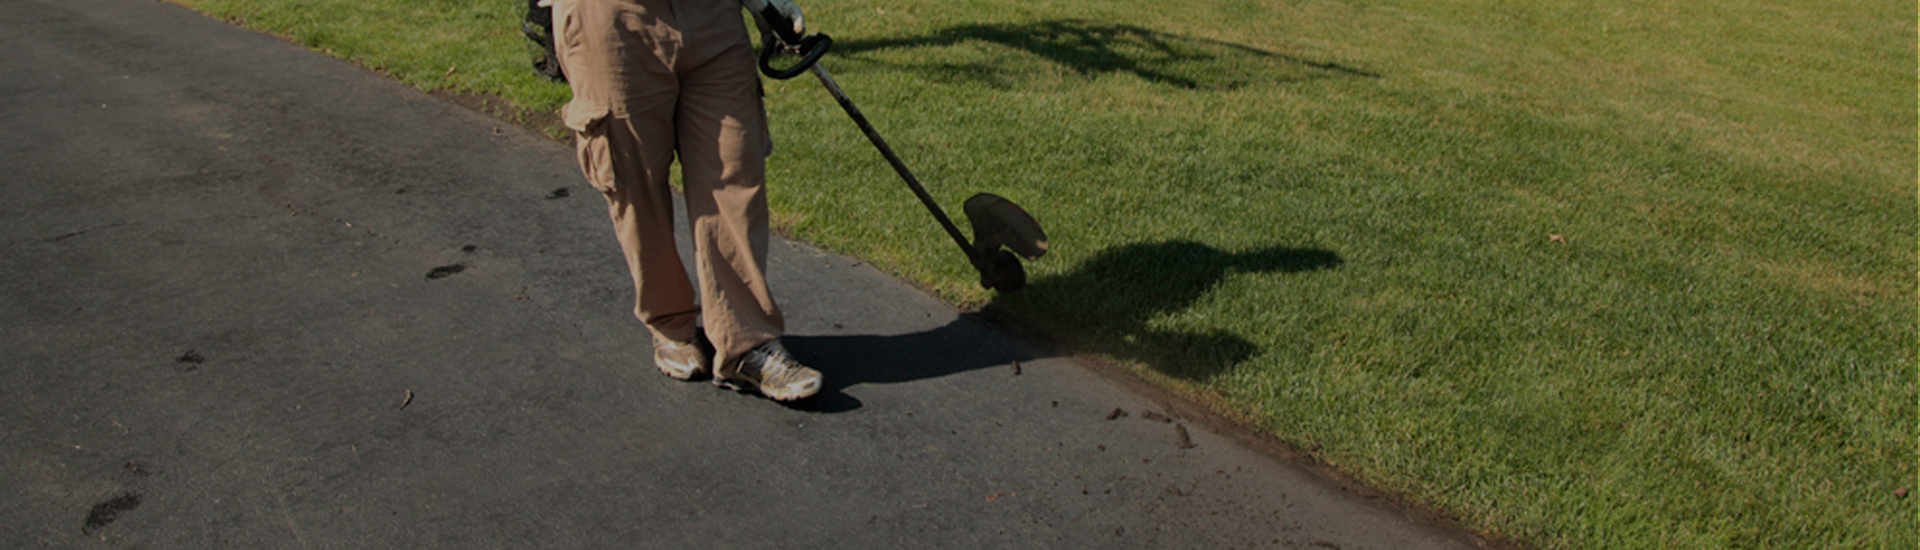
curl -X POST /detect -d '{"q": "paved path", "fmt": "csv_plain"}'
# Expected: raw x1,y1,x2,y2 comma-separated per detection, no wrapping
0,1,1495,547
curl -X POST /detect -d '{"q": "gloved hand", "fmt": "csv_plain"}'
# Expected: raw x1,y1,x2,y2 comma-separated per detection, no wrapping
742,0,805,43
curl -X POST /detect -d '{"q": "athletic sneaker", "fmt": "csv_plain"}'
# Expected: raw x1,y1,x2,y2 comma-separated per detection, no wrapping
722,340,822,401
651,329,710,381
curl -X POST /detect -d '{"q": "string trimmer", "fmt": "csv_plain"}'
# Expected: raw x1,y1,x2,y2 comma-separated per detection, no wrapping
752,9,1049,292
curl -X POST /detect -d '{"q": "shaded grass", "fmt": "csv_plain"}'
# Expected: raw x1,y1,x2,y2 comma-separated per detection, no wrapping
163,0,1915,548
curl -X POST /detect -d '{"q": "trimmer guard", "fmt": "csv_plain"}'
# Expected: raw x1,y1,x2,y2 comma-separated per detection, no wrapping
963,194,1050,261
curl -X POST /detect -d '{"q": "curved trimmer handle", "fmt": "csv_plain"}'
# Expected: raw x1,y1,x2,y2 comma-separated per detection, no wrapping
755,7,831,80
758,33,831,79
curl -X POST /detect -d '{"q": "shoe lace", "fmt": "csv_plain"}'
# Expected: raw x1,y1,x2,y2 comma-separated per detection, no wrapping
753,342,795,370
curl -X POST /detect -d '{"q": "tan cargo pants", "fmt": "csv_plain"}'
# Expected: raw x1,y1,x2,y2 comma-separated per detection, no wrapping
553,0,783,376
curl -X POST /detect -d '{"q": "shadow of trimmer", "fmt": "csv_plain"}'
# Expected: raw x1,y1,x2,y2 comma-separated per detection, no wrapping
989,240,1342,381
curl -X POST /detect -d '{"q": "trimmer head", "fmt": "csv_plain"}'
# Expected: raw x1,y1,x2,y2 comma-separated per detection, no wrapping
964,194,1049,292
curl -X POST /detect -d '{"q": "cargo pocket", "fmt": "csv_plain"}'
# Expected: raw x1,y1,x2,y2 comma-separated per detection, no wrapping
564,101,614,193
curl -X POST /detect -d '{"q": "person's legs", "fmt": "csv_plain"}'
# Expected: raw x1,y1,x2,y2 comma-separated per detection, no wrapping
670,7,785,379
557,0,818,398
556,0,703,348
669,1,819,401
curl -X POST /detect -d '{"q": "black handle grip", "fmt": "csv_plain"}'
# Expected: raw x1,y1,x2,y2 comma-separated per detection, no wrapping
759,5,803,46
759,32,831,80
755,5,826,80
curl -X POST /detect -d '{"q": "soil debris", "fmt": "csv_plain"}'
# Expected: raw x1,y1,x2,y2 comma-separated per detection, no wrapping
82,493,141,534
174,350,204,373
1106,407,1127,420
426,264,466,280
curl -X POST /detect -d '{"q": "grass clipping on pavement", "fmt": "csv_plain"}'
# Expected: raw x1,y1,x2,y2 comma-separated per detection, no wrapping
169,0,1916,547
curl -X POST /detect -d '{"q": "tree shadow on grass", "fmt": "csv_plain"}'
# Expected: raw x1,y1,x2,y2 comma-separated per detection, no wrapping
832,19,1378,90
985,240,1342,381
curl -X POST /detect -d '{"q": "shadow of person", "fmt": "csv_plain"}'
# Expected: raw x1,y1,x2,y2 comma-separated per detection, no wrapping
778,315,1043,413
986,240,1341,381
831,19,1378,90
775,241,1336,411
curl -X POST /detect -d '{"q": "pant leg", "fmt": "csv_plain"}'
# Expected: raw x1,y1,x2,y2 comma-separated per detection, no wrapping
672,0,784,375
554,0,701,342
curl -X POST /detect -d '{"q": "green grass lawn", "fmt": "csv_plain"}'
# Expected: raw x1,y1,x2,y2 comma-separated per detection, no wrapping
165,0,1916,547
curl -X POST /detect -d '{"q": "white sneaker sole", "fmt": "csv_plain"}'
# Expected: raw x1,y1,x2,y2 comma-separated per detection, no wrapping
655,355,704,380
760,377,821,402
715,375,821,401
